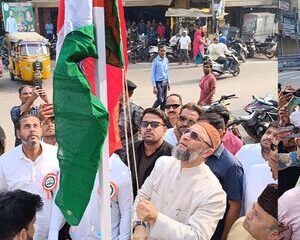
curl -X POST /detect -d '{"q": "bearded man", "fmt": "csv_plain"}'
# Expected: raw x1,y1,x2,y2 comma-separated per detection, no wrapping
132,122,226,240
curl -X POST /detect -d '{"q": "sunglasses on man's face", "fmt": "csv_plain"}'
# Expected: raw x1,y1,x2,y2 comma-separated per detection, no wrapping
141,121,165,129
179,115,197,127
182,129,212,148
165,104,181,110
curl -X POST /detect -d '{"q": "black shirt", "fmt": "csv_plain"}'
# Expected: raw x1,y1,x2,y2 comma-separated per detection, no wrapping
126,140,173,197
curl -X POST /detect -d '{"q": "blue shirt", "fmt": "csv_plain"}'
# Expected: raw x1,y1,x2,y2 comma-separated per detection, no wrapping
151,55,170,87
45,23,54,34
206,144,244,240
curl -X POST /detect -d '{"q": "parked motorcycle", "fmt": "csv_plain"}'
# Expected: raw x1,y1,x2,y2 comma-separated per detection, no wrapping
227,36,248,63
148,45,179,62
0,47,9,68
203,52,240,78
128,41,149,63
246,34,278,59
228,94,278,142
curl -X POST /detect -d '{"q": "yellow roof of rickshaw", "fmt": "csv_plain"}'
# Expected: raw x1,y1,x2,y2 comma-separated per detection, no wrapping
8,32,48,43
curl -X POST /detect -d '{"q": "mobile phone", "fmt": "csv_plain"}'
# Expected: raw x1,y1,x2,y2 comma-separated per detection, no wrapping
278,126,300,139
286,96,300,115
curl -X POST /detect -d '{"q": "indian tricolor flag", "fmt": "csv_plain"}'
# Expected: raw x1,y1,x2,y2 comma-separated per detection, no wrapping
53,0,127,228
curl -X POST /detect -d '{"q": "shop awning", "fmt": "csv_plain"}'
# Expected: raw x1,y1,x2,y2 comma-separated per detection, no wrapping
165,8,213,18
124,0,172,7
32,0,58,8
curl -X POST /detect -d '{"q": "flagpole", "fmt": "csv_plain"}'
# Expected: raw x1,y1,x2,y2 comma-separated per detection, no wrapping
93,0,112,239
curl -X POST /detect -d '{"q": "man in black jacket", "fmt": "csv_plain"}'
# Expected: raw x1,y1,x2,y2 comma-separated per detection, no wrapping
125,108,173,197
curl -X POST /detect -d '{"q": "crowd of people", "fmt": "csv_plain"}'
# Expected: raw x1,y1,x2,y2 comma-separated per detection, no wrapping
0,26,299,240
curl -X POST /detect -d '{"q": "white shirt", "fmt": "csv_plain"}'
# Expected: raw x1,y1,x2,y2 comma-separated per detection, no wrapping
290,108,300,127
6,16,17,33
0,143,59,240
235,143,276,214
48,154,132,240
179,35,191,50
164,128,178,146
235,143,266,173
133,156,226,240
209,42,231,60
243,163,276,214
169,35,180,47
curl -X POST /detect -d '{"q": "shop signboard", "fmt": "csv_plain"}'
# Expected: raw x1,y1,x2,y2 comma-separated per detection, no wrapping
1,1,35,33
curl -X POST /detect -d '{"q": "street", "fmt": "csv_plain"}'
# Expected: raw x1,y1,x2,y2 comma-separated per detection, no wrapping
278,70,300,89
0,58,277,149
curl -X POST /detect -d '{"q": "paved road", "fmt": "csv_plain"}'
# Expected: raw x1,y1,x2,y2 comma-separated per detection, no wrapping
0,58,277,149
278,71,300,89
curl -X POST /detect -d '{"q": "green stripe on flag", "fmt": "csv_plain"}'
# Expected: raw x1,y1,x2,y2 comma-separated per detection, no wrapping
53,25,109,225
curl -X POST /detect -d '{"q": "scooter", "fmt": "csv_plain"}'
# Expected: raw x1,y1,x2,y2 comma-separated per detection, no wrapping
227,36,248,63
203,52,240,78
246,34,278,59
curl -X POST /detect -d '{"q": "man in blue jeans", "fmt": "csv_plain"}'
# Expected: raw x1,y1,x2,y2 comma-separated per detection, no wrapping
151,45,170,111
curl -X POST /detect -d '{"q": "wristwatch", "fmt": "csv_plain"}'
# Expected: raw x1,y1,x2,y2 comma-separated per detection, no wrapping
133,220,147,228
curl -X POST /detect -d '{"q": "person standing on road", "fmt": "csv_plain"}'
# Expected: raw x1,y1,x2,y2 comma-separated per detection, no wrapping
151,45,170,111
198,61,217,106
193,28,205,66
45,19,54,40
178,30,191,65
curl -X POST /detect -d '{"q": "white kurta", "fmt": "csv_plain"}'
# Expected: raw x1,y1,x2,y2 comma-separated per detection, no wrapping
133,156,226,240
0,143,59,240
48,154,132,240
164,128,178,146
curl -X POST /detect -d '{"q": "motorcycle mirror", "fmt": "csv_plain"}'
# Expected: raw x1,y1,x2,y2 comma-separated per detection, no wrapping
265,93,273,101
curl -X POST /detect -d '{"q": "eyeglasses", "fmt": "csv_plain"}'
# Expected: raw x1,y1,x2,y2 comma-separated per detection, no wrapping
179,115,197,127
165,104,181,110
182,128,212,148
141,121,165,128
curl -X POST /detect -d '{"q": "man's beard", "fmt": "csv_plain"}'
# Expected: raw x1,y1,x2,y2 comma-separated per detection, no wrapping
172,145,202,163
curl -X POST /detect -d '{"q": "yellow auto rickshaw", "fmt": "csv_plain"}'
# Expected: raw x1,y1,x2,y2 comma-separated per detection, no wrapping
8,32,51,86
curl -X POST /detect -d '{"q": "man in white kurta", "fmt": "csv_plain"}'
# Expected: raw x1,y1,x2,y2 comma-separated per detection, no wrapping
235,123,278,214
133,122,226,240
0,115,59,240
48,153,132,240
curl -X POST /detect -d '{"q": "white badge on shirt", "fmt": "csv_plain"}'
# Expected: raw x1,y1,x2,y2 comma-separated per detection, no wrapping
42,172,58,199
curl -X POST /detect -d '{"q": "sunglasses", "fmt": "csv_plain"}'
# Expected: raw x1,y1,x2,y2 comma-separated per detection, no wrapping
165,104,181,110
179,115,197,127
182,129,212,148
141,121,165,128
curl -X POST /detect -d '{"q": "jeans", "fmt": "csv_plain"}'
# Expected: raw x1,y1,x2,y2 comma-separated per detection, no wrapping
179,49,189,64
152,80,168,111
216,56,228,71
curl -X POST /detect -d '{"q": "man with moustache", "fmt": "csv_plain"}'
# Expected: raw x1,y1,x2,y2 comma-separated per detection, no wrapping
164,94,182,128
236,122,278,214
126,108,173,197
164,102,202,146
227,184,279,240
132,122,226,240
0,114,59,240
11,85,48,146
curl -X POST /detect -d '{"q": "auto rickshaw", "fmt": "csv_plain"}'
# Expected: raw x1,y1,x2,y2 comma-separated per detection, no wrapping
7,32,51,86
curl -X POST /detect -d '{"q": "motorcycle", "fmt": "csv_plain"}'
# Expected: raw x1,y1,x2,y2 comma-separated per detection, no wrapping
148,45,179,62
228,94,278,142
0,47,9,69
203,52,240,78
203,94,243,140
227,36,248,63
128,41,149,63
246,34,278,59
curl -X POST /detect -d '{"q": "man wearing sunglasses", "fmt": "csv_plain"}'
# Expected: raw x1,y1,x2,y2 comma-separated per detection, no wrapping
151,45,170,111
132,121,226,240
165,102,202,146
126,108,173,197
200,113,244,240
165,94,182,128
